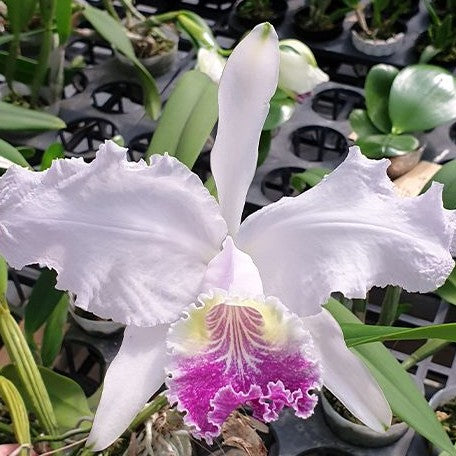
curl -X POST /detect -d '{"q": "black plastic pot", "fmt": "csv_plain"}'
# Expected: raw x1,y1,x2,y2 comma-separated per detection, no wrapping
229,0,288,34
293,6,345,42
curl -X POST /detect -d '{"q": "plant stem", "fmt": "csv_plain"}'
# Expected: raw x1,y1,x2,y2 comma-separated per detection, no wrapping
128,395,168,431
102,0,121,22
377,285,402,326
34,427,91,443
31,0,57,106
352,298,367,323
401,339,449,371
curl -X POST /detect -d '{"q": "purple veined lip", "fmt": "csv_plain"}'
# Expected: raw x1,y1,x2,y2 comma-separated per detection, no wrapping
166,293,322,443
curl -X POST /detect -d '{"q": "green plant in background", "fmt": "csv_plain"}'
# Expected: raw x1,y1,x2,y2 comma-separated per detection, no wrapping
237,0,275,22
297,0,357,31
350,64,456,159
420,0,456,64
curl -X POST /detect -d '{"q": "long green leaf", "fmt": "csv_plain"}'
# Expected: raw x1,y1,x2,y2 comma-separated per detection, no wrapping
422,159,456,209
349,109,382,138
24,269,65,337
0,257,7,296
365,64,399,133
0,102,65,131
389,65,456,134
146,70,218,169
55,0,72,44
41,294,69,367
82,5,161,119
436,264,456,306
2,365,92,432
342,322,456,346
263,90,295,131
356,134,420,159
326,298,456,456
40,142,65,171
0,138,31,169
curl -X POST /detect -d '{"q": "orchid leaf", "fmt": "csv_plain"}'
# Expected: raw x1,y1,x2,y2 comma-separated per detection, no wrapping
342,322,456,346
41,294,69,367
0,138,30,169
2,365,92,432
389,65,456,134
0,102,65,131
326,298,456,456
0,256,7,296
291,168,330,193
349,109,382,138
55,0,72,45
263,90,295,131
355,134,420,159
436,265,456,306
421,159,456,209
40,142,65,171
258,130,271,167
365,64,398,133
82,4,161,119
146,70,218,169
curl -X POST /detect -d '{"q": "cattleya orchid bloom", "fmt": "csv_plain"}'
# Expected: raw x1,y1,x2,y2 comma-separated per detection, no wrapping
196,37,328,99
0,23,454,451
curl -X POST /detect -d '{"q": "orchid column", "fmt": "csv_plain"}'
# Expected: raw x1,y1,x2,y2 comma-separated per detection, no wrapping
0,22,454,452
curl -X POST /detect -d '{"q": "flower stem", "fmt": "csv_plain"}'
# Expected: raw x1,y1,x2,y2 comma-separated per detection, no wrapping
377,285,402,326
128,395,168,431
401,339,449,371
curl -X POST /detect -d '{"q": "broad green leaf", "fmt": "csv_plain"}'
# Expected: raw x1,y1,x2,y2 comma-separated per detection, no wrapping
389,65,456,134
258,129,271,167
82,5,161,119
0,138,30,169
291,168,330,193
263,90,295,131
0,102,65,131
342,322,456,346
365,64,399,133
146,70,218,169
41,294,69,367
176,11,218,49
436,264,456,306
24,269,65,336
356,134,420,159
0,256,7,296
326,298,456,456
0,52,37,85
55,0,72,44
40,142,65,171
5,0,37,34
2,365,92,432
349,109,382,138
421,159,456,209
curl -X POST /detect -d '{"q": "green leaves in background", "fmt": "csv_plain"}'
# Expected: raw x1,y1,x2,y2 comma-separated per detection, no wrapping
365,64,398,133
0,102,65,131
422,159,456,209
146,70,218,169
0,139,31,169
40,142,65,171
291,167,330,193
55,0,72,45
436,266,456,306
349,109,381,138
355,134,420,159
0,257,7,296
82,4,161,120
389,65,456,134
2,365,92,432
342,322,456,347
326,298,456,456
263,89,296,131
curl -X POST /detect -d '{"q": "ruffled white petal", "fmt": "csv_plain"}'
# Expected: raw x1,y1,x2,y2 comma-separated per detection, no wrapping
88,324,168,451
211,23,279,235
201,236,263,297
302,310,391,432
0,140,227,326
237,147,455,317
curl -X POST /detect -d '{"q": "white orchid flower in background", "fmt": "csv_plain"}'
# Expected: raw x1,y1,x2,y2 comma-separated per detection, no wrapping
196,47,226,84
0,22,454,453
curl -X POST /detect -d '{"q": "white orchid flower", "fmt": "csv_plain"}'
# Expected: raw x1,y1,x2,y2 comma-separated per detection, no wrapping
196,47,226,84
0,23,454,452
278,39,329,97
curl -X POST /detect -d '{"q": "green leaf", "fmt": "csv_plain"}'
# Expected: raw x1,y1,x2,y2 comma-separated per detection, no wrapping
436,264,456,305
365,64,399,133
421,159,456,209
55,0,72,44
389,65,456,134
326,298,456,456
0,138,30,169
176,11,218,49
24,269,65,337
2,365,92,432
258,130,271,167
342,322,456,346
349,109,382,138
40,142,65,171
0,256,7,296
82,4,161,119
291,168,330,193
41,294,69,367
0,102,65,131
356,134,420,159
263,91,296,131
146,70,218,169
5,0,37,33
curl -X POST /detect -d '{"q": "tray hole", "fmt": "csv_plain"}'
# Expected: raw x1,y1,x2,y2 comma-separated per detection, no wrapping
65,39,114,65
92,81,143,114
312,88,364,121
261,167,306,202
